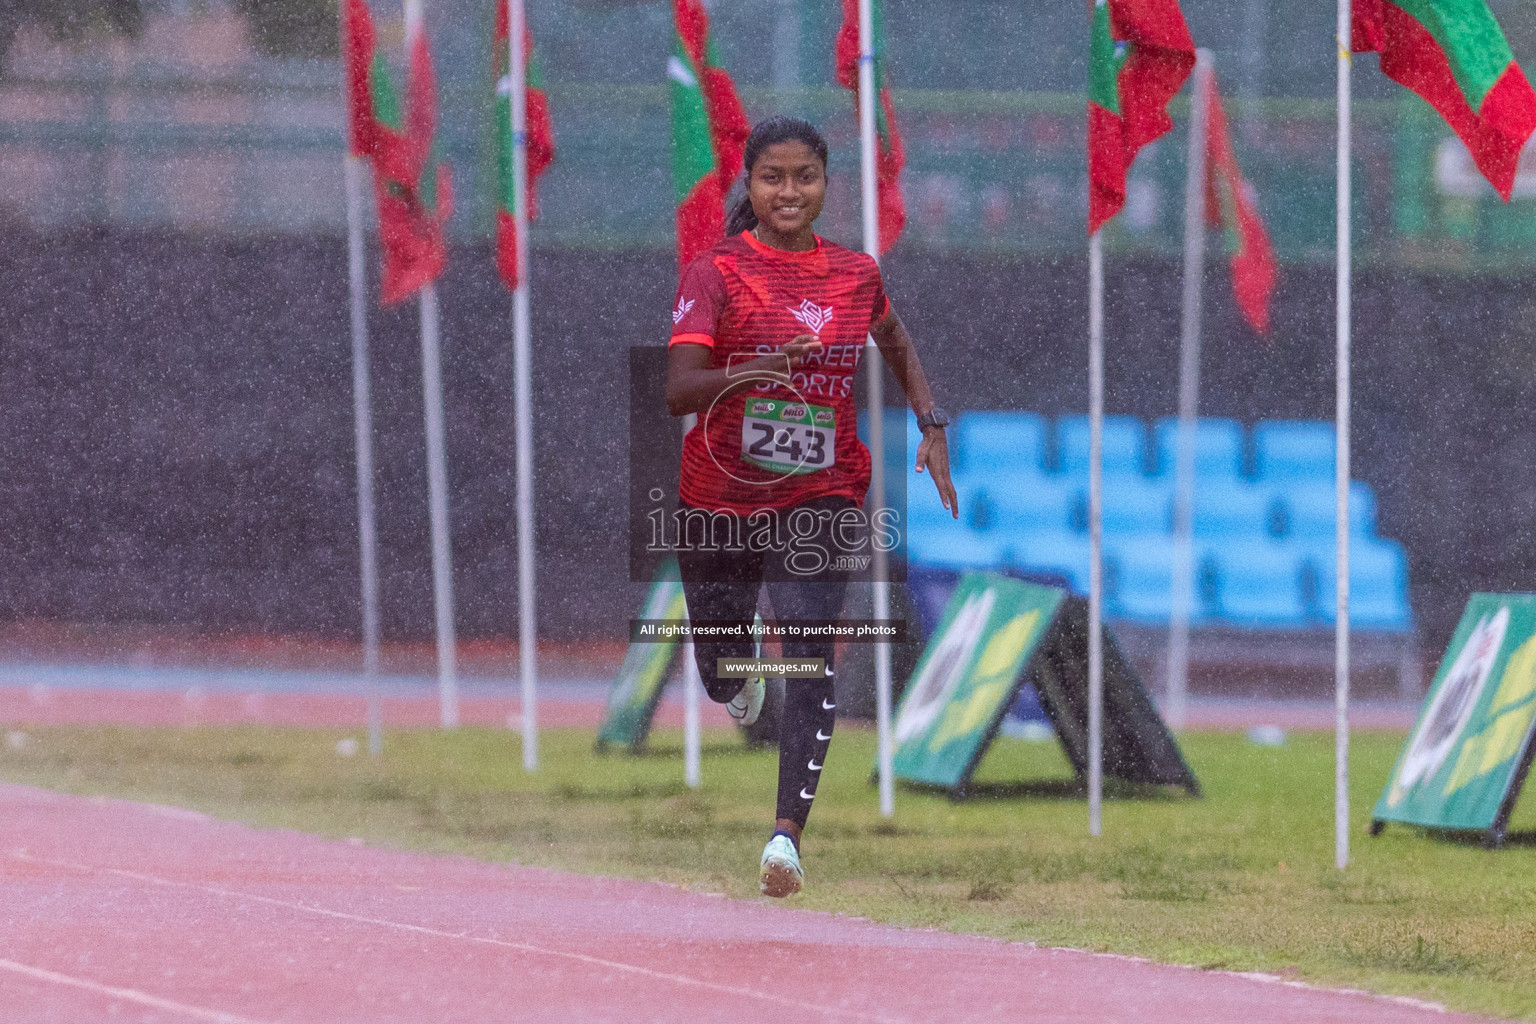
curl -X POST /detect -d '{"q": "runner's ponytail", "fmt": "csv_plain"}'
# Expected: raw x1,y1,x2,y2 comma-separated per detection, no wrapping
726,116,829,236
726,193,758,235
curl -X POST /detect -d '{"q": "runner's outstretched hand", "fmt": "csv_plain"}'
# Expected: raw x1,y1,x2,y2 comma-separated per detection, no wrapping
915,429,959,518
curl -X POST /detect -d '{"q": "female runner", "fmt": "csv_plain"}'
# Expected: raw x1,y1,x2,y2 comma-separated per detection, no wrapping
666,115,957,897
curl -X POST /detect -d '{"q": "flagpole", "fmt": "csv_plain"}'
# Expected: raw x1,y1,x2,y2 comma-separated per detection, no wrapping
344,157,384,755
681,413,701,787
857,0,894,820
683,611,702,786
418,282,459,729
1169,49,1211,733
506,0,539,771
1335,0,1353,871
684,636,701,787
405,0,458,730
340,0,383,756
1088,228,1104,839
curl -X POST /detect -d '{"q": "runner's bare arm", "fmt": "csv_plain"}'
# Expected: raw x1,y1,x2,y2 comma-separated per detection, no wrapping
870,312,959,517
665,336,822,417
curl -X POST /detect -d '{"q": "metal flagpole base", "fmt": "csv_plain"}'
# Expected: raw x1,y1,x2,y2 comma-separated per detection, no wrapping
418,282,459,730
1334,0,1353,872
1087,229,1105,839
514,279,538,770
509,0,539,770
342,151,383,756
858,0,894,819
680,412,701,787
683,638,701,788
1168,50,1212,734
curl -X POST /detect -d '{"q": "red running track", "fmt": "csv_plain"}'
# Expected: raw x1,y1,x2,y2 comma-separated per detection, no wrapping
0,783,1493,1024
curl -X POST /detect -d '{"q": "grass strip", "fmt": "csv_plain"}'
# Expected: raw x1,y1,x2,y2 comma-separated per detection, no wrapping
2,724,1533,1020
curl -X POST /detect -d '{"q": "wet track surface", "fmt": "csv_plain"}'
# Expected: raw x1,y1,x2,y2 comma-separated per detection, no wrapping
0,783,1494,1024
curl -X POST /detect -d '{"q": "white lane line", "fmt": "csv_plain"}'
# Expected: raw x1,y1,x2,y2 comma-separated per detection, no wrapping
14,849,904,1024
0,957,272,1024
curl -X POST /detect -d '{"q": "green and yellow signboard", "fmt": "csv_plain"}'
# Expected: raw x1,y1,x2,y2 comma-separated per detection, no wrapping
889,573,1197,797
1373,593,1536,845
891,573,1063,788
596,560,686,752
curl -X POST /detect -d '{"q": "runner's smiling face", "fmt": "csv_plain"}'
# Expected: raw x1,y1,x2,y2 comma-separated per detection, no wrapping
748,141,826,243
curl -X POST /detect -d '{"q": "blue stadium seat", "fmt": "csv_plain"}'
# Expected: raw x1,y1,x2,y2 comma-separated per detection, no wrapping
889,481,974,566
902,482,983,534
1191,482,1283,539
1279,480,1378,538
974,479,1077,536
1204,540,1309,628
953,411,1048,477
1254,420,1335,482
1151,417,1245,480
1306,538,1412,632
1096,478,1172,537
1104,540,1163,623
1015,533,1092,593
858,409,922,481
1056,415,1146,477
905,524,1012,571
1104,538,1214,625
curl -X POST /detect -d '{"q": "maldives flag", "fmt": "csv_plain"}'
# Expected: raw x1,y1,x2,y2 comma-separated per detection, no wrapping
1087,0,1195,234
1202,68,1277,336
1353,0,1536,200
341,0,378,159
493,2,555,290
341,0,451,306
835,0,906,255
670,0,749,267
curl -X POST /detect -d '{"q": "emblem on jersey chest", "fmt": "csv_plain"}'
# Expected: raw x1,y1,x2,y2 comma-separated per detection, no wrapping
787,298,834,335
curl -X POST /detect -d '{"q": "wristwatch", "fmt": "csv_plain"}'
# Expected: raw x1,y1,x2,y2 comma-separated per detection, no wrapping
915,407,950,432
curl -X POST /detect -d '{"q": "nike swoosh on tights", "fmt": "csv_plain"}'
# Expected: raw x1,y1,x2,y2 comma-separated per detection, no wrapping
815,730,832,741
800,787,815,800
808,758,823,771
822,699,836,710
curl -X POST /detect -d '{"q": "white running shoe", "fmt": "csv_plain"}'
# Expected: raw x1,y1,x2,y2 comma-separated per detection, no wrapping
726,674,765,727
759,834,803,898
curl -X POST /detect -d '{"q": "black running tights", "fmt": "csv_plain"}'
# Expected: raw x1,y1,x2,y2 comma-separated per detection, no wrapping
676,498,853,830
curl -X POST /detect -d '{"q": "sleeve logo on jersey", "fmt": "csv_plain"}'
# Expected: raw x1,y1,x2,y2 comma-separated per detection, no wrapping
787,299,834,335
673,297,695,325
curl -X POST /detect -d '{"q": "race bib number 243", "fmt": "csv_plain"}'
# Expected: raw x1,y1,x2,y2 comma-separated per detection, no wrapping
741,398,835,475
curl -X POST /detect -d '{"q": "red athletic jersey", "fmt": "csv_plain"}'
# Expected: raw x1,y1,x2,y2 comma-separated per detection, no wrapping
671,231,891,513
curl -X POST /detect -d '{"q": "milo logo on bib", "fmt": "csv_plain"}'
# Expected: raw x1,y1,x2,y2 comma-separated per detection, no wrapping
741,398,836,475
